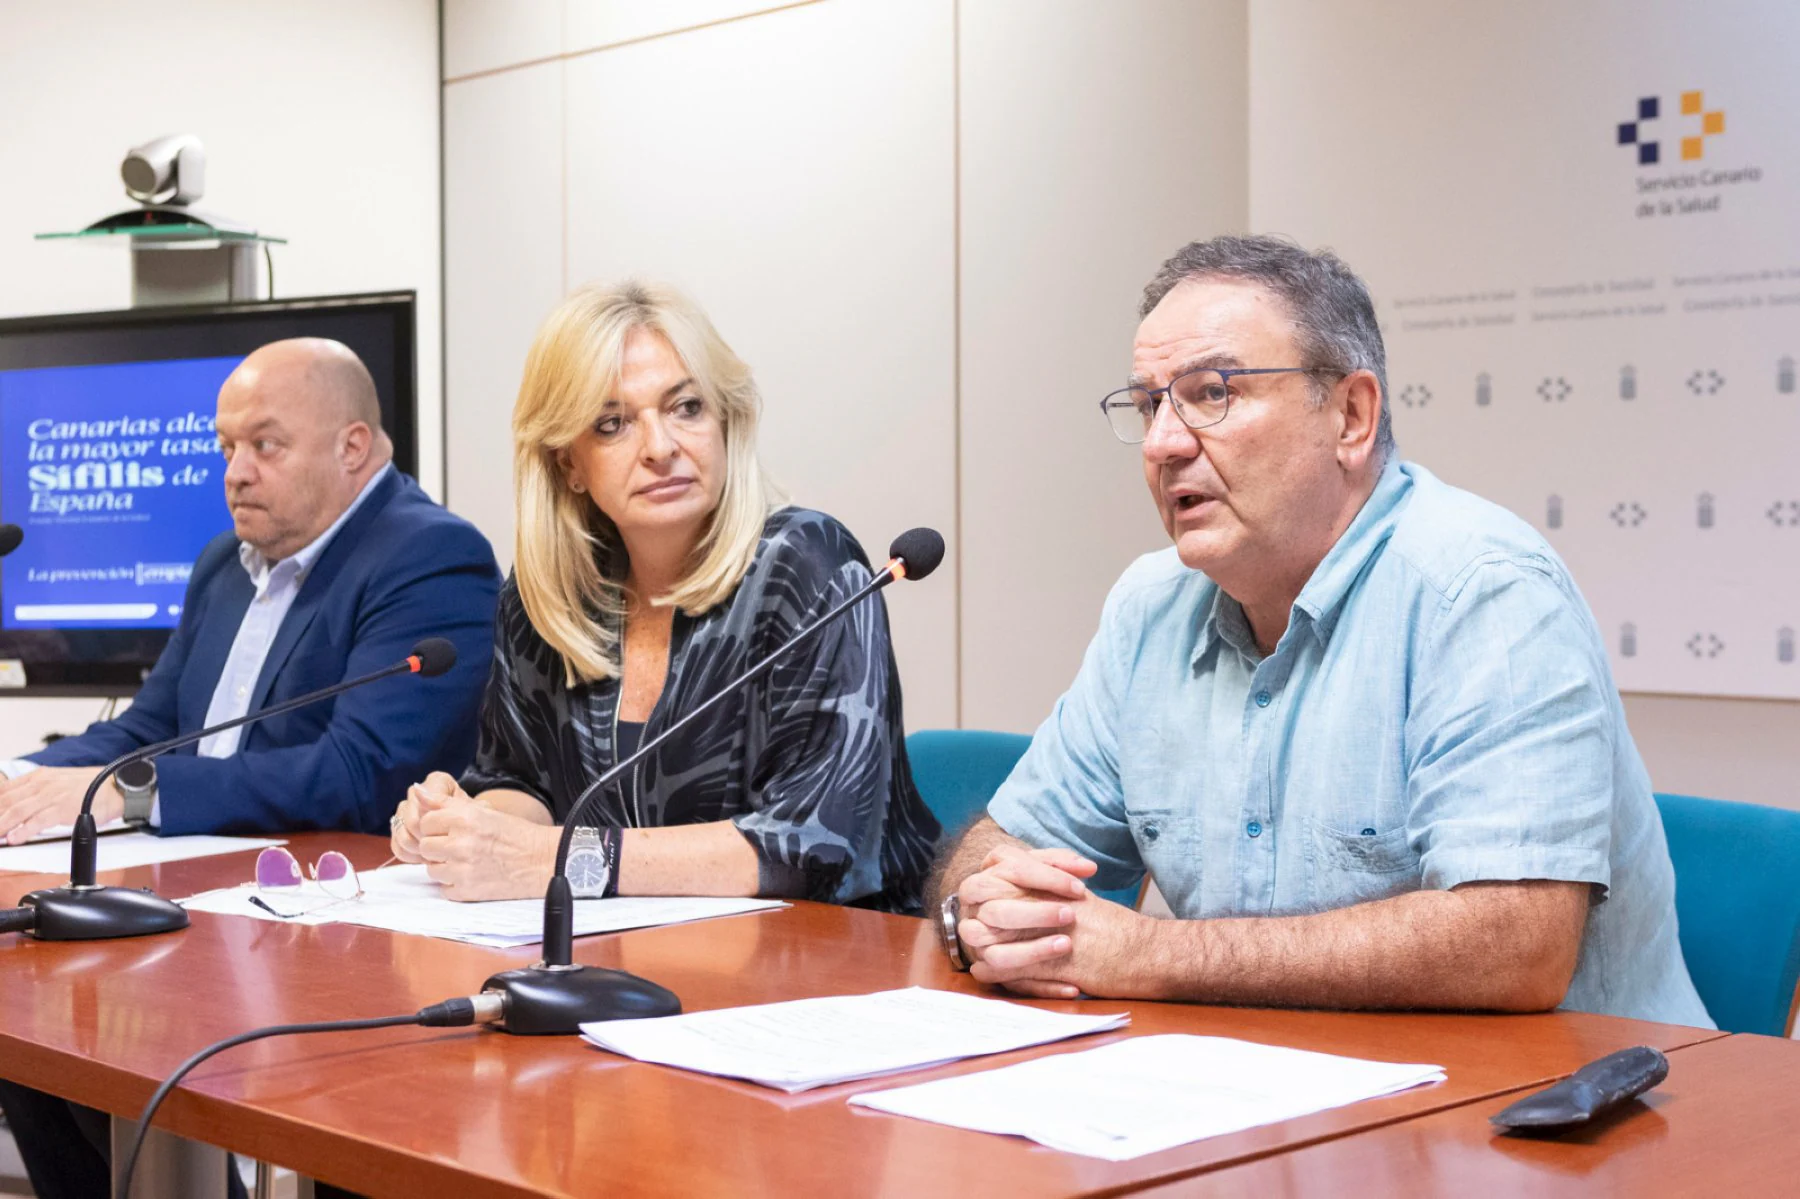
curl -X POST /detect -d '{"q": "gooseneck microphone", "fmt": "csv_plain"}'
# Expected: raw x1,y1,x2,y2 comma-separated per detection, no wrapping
481,527,947,1035
11,637,458,943
0,524,22,557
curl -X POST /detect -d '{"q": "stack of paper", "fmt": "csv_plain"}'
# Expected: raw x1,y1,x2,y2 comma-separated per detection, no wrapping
179,862,785,947
849,1034,1446,1160
0,832,284,874
579,986,1130,1092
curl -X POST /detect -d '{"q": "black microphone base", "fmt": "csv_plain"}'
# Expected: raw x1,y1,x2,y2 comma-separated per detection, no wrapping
20,885,190,941
482,963,680,1035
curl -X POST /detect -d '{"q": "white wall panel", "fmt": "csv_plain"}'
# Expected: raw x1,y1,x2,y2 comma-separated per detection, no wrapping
443,63,567,570
957,0,1249,734
563,0,815,55
560,0,959,728
445,0,563,79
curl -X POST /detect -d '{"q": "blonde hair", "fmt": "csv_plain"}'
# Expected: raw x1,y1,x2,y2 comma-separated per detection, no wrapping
512,281,783,684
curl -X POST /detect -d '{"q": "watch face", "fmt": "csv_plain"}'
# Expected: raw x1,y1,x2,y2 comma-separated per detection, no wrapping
116,759,155,790
568,852,609,893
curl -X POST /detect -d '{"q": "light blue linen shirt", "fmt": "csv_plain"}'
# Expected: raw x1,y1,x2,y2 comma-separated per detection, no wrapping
989,461,1712,1028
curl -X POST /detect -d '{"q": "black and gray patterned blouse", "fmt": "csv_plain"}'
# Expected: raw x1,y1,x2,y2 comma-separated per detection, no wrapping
461,507,940,913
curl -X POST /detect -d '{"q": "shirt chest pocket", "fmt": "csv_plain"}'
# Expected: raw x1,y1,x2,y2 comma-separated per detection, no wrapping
1307,820,1421,906
1124,807,1196,894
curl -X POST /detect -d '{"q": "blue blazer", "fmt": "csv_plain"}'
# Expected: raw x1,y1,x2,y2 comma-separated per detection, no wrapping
30,470,500,836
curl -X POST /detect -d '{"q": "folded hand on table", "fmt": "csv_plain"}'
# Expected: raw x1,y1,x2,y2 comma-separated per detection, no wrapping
955,841,1151,1000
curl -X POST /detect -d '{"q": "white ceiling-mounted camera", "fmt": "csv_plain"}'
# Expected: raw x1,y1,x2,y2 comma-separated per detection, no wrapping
120,134,206,206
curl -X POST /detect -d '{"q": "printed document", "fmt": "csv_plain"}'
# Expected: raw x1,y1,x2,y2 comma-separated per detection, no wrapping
849,1034,1446,1160
179,862,784,947
580,986,1129,1092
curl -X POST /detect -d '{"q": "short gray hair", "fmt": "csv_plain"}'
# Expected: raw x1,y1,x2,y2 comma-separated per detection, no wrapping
1141,235,1394,459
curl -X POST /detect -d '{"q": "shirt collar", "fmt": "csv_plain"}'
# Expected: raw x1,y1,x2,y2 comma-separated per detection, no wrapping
238,463,393,588
1196,586,1261,666
1289,459,1412,645
1193,459,1413,664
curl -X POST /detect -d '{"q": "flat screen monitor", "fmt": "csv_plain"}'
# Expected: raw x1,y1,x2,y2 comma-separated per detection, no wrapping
0,292,417,696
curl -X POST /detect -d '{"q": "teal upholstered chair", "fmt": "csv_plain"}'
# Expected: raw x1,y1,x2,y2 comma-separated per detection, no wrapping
1655,792,1800,1036
906,729,1142,908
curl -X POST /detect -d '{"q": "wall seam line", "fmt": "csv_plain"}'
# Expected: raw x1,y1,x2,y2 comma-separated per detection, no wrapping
951,0,964,729
437,0,450,504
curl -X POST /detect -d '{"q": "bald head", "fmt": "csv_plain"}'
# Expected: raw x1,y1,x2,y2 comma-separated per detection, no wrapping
228,338,384,435
217,338,393,561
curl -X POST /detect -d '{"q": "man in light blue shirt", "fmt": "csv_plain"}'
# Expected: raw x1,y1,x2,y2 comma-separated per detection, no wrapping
929,235,1710,1027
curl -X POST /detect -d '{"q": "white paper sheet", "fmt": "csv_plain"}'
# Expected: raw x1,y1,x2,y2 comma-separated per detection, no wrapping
28,818,130,843
0,832,284,875
579,986,1131,1093
848,1034,1447,1160
179,863,786,947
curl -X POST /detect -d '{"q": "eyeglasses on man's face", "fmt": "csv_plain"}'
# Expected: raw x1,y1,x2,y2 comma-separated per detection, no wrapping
1099,366,1343,444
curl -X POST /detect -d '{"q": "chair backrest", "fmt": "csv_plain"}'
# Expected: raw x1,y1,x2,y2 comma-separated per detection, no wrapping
905,729,1141,908
1655,792,1800,1036
906,729,1033,839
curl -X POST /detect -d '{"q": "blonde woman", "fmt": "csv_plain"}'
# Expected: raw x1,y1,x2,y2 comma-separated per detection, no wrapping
392,282,939,911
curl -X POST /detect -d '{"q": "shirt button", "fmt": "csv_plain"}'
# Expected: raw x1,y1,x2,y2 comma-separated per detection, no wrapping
236,685,247,698
1362,827,1377,836
1246,821,1263,838
1143,824,1160,842
1255,691,1272,708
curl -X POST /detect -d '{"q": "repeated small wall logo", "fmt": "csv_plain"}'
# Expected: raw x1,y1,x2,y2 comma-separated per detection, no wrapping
1617,91,1725,164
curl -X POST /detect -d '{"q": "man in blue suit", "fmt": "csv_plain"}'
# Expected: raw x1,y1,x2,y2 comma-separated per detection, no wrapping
0,335,499,841
0,338,498,1199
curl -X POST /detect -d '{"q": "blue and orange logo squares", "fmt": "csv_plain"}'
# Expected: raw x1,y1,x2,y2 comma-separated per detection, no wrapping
1621,91,1724,164
1617,96,1660,165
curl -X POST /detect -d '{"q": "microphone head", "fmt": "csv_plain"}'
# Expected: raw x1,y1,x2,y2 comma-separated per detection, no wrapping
888,527,945,581
0,524,21,558
410,637,458,678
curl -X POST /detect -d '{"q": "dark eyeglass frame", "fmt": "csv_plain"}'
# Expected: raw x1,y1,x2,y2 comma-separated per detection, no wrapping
1099,365,1346,443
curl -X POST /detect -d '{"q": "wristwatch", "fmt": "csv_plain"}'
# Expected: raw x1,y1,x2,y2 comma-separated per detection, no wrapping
114,759,157,829
937,893,972,972
566,826,611,899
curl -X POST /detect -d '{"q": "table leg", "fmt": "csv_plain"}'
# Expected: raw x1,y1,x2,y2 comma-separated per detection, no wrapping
109,1115,228,1198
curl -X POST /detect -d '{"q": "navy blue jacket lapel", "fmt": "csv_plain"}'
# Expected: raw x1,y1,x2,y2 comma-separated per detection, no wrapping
246,470,404,716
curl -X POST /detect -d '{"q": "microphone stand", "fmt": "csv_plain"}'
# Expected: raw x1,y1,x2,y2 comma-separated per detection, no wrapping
16,648,444,942
482,555,919,1034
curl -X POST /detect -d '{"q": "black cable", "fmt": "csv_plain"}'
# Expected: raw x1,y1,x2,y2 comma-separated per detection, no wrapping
117,998,492,1197
0,908,34,935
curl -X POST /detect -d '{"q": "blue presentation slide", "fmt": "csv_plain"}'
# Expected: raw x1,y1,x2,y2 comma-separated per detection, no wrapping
1,357,240,629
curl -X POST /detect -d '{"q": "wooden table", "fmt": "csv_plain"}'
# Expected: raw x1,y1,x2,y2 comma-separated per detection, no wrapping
0,834,1728,1197
1156,1032,1799,1196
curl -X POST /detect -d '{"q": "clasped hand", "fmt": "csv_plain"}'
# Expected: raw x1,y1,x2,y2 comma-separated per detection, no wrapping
390,772,556,901
955,843,1150,1000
